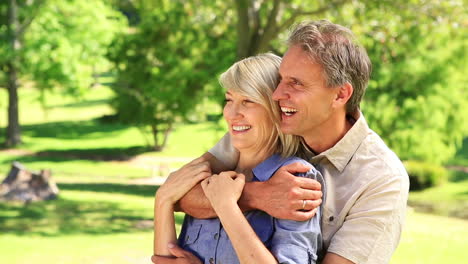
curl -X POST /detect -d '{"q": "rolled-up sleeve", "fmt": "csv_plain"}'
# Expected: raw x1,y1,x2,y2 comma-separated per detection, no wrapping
208,133,239,169
271,209,322,264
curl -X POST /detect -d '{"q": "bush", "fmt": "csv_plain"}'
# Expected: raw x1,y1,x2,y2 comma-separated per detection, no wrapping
404,160,449,191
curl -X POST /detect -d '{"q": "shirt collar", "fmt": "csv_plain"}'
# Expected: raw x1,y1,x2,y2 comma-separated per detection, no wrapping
311,111,370,172
252,154,287,182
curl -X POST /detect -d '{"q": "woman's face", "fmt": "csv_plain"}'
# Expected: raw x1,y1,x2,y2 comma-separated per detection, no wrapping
223,89,274,154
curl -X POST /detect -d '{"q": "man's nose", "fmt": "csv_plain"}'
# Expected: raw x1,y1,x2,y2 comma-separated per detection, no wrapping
272,82,288,101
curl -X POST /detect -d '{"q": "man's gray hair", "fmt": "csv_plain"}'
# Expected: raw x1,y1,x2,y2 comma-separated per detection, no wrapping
288,20,372,114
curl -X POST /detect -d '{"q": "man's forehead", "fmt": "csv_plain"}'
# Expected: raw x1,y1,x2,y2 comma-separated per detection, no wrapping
280,48,320,77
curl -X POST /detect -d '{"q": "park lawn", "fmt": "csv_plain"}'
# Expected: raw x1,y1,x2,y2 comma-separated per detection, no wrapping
408,173,468,219
1,203,467,264
0,86,225,182
390,210,468,264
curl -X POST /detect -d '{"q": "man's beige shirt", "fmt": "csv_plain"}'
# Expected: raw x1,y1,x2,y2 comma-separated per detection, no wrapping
209,113,410,264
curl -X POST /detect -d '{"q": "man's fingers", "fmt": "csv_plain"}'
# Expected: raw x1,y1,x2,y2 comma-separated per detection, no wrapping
299,198,322,211
297,188,322,200
295,177,321,191
290,207,319,221
281,162,312,174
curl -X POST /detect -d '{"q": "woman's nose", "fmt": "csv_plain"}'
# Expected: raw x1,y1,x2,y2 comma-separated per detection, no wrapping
224,103,243,120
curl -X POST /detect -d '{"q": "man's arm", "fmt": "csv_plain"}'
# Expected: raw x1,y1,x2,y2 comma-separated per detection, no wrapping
325,170,409,263
175,152,228,218
177,154,323,220
240,162,323,220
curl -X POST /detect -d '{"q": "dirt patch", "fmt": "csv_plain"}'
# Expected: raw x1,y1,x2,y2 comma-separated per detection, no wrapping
0,149,35,156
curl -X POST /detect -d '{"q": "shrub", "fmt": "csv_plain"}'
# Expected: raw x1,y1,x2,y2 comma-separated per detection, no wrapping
404,160,449,191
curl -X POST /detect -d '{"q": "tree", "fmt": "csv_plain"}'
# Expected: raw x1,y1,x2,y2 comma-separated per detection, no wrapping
108,0,236,151
109,0,467,163
0,0,125,147
234,0,468,164
332,0,468,164
107,0,357,151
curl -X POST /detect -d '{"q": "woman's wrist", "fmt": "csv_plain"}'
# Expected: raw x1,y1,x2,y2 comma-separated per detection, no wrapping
155,190,176,209
211,198,238,214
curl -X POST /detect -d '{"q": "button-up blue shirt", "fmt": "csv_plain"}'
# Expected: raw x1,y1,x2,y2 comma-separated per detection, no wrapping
178,154,324,264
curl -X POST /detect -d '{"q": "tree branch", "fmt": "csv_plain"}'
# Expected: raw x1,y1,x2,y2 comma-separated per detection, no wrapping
278,0,351,32
235,0,251,59
255,0,282,53
17,0,47,36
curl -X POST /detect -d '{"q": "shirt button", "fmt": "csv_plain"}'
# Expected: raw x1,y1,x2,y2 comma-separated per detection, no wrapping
214,233,219,240
329,216,334,222
209,257,215,264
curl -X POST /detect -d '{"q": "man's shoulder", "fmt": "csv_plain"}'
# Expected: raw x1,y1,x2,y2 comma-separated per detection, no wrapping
354,129,408,182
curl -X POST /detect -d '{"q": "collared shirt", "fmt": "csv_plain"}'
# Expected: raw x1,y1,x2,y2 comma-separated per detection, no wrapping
209,113,410,264
178,154,324,264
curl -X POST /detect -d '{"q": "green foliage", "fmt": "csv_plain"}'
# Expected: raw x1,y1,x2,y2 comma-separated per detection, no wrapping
22,0,126,95
107,0,235,150
335,0,468,165
404,160,448,190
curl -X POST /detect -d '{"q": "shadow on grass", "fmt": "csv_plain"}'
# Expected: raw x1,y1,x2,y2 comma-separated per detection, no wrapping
449,170,468,183
0,183,183,236
21,120,130,140
11,146,151,162
57,182,157,197
49,98,109,109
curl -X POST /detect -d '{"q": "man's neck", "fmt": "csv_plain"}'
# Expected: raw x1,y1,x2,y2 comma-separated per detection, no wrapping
303,112,354,154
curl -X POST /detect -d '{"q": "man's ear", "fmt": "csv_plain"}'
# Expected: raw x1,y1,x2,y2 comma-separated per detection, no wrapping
333,82,353,108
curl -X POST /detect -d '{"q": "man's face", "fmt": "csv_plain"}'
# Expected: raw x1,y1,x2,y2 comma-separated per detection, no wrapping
272,45,338,138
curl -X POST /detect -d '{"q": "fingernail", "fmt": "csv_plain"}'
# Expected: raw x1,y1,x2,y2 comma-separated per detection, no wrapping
168,243,175,248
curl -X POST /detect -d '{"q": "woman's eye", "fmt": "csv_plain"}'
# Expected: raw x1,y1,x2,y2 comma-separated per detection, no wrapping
242,100,254,105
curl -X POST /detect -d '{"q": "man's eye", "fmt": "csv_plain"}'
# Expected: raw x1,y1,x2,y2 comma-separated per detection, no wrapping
224,99,232,104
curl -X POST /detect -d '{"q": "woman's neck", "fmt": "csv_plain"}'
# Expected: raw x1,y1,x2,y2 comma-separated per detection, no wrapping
236,148,273,181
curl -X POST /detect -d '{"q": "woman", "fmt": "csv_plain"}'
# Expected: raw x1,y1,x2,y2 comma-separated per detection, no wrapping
153,53,324,263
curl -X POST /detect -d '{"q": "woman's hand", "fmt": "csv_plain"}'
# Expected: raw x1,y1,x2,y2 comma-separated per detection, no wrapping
156,157,211,206
201,171,245,211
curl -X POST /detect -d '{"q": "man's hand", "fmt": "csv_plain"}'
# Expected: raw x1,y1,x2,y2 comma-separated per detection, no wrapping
244,162,322,221
151,243,202,264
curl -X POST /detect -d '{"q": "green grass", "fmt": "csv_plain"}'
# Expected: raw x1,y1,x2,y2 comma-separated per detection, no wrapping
390,210,468,264
0,183,185,264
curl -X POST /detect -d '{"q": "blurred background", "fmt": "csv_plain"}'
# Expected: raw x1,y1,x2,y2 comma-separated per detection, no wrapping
0,0,467,263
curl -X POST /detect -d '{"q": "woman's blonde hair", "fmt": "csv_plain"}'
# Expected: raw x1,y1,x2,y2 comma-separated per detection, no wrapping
219,53,301,157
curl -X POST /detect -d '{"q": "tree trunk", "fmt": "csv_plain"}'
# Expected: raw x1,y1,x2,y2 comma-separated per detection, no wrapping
151,122,173,152
160,122,173,150
151,123,161,151
5,0,22,147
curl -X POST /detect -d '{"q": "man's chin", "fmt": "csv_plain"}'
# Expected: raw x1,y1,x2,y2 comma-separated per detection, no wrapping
280,124,298,135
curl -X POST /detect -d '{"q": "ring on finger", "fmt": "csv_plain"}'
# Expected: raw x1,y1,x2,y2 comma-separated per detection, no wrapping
302,199,307,210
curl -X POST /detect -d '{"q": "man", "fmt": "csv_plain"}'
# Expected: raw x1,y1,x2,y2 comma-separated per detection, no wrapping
154,20,409,264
